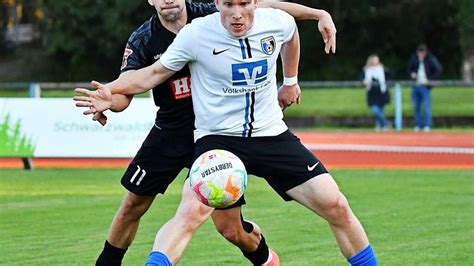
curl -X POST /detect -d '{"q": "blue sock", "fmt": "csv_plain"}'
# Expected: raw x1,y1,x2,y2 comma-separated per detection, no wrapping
145,251,172,266
348,244,377,266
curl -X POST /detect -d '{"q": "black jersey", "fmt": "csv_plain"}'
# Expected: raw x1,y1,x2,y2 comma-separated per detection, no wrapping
120,2,217,130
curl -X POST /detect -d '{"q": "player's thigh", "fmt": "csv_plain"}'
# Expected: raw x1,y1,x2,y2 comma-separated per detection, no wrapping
286,173,343,215
175,178,214,219
249,130,328,201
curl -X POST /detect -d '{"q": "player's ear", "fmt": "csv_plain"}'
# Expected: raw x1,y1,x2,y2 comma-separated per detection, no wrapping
214,0,220,10
147,0,154,6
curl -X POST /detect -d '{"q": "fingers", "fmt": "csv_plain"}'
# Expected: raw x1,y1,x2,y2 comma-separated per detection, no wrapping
73,96,91,102
323,29,336,54
74,88,91,95
91,80,104,89
92,112,101,121
97,115,107,126
83,107,95,115
319,17,336,54
321,30,330,54
329,33,336,53
93,112,108,126
75,102,92,108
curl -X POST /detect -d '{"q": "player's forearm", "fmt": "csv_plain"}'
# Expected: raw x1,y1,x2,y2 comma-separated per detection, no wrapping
259,1,330,21
281,29,300,79
109,62,173,96
108,66,156,95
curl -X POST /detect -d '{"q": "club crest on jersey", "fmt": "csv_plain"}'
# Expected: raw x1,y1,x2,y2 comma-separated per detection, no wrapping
231,59,268,86
120,48,133,70
260,36,275,55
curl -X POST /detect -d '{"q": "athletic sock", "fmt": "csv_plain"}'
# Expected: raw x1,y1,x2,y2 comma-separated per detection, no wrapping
145,251,172,266
348,244,378,266
241,234,270,265
95,240,127,266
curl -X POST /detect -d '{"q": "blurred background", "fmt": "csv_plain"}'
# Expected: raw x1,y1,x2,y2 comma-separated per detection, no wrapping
0,0,473,81
0,0,473,130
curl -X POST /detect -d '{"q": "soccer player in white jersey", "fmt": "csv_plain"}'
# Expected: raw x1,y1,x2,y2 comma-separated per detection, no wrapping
78,0,377,265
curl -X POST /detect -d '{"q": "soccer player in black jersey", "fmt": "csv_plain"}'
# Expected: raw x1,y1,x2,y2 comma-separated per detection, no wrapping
75,0,336,265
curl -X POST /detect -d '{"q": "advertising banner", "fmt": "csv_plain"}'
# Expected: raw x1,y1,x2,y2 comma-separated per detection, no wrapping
0,98,156,157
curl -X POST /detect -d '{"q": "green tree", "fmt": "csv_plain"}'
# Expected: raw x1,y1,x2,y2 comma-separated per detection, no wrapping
295,0,462,80
457,0,474,59
45,0,150,80
38,0,467,81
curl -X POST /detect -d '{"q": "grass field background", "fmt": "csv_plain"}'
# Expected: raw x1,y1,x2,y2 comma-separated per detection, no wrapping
1,168,473,265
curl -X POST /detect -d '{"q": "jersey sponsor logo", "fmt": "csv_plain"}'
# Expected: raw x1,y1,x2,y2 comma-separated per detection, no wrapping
212,48,229,55
231,59,268,86
170,76,192,100
261,36,275,55
120,48,133,70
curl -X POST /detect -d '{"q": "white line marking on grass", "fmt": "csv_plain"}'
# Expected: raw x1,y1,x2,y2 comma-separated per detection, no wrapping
305,144,474,154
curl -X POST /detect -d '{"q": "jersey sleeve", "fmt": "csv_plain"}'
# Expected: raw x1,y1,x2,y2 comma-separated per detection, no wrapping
274,9,296,43
120,32,149,73
159,23,197,72
188,2,218,18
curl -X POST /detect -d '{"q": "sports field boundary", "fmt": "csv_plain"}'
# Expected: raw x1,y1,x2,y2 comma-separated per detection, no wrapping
1,131,472,170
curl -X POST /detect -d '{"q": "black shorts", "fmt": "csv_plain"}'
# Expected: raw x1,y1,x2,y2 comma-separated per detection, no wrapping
121,125,194,196
194,130,328,201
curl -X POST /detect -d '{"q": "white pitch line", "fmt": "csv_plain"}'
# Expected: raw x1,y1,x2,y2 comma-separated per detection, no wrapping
304,144,474,154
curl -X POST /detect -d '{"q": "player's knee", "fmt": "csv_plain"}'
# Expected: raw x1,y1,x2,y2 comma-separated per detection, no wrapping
322,194,352,225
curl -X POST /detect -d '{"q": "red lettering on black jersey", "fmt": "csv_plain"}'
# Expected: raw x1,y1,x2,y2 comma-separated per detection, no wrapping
120,48,134,70
170,76,192,100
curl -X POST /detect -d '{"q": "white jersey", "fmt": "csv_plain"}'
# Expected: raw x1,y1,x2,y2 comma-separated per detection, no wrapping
160,8,296,141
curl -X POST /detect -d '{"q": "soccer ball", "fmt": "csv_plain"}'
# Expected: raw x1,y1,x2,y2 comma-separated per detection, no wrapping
189,149,247,208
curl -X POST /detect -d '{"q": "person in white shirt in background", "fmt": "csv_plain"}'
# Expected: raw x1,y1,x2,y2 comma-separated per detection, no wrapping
362,54,391,131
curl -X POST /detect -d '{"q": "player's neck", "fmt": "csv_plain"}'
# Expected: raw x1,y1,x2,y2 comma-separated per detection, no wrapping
158,9,188,34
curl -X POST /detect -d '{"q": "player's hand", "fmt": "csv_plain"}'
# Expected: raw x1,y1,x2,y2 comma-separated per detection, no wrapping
73,81,113,115
318,10,336,54
278,84,301,111
93,111,108,126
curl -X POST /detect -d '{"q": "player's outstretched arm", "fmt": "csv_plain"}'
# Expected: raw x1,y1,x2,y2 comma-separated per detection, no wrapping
105,61,176,96
279,28,301,110
258,1,336,54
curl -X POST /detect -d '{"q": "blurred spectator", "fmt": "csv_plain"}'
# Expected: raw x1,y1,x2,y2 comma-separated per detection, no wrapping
361,54,391,131
407,44,442,132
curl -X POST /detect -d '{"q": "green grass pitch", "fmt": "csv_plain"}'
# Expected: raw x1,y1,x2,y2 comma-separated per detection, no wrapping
1,168,473,265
